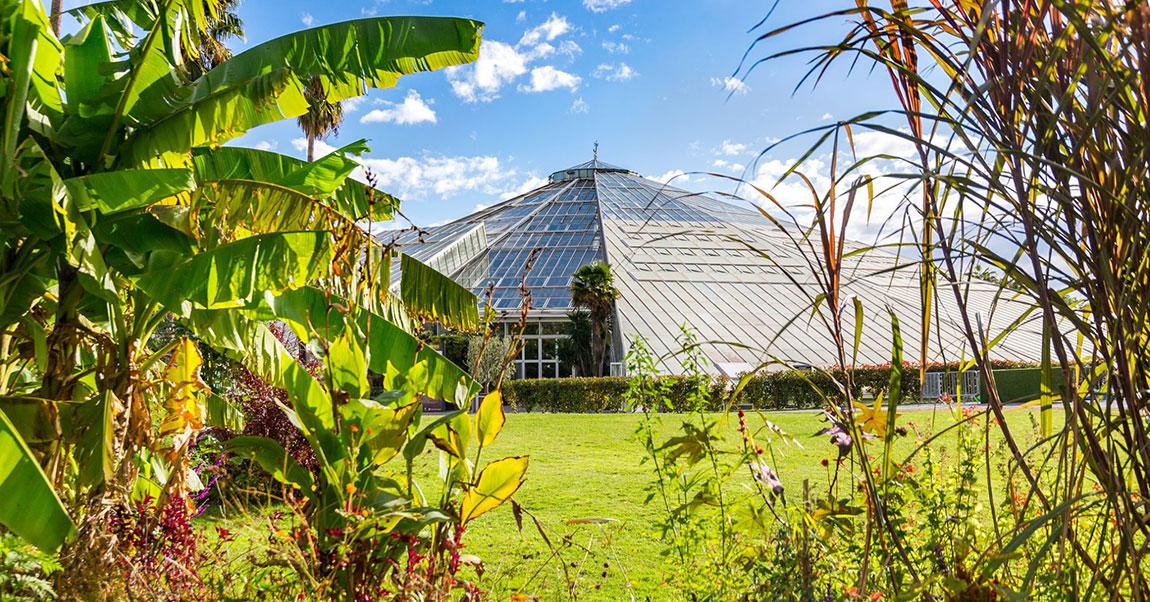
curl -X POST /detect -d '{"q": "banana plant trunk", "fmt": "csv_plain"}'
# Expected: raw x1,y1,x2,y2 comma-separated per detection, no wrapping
49,0,62,35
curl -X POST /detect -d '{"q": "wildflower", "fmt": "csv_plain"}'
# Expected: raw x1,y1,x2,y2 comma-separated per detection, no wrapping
345,482,357,495
816,410,865,458
821,458,830,467
750,460,784,496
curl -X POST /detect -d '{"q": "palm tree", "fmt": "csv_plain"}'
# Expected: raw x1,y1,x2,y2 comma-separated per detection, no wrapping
298,76,345,161
570,261,620,377
557,309,594,376
186,0,245,80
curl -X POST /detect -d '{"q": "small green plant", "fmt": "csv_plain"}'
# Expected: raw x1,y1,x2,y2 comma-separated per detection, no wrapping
467,335,516,392
0,532,60,601
625,327,800,597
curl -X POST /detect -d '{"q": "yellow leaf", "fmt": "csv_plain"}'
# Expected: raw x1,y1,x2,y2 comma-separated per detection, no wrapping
159,338,209,440
460,456,529,523
475,390,505,448
430,411,471,460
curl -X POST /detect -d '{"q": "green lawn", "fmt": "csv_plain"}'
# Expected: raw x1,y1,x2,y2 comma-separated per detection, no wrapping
200,406,1044,601
407,406,1035,601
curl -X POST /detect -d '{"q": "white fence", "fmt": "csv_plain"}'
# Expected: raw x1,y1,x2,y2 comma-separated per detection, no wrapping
921,371,982,400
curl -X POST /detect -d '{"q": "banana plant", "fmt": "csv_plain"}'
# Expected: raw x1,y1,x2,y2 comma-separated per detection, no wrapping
223,309,526,594
0,0,492,564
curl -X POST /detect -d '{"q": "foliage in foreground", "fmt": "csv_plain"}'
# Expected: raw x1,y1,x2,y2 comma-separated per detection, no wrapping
0,1,530,599
627,331,1077,600
625,1,1149,599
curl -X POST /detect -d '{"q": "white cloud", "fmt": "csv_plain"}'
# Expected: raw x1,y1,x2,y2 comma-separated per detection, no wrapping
253,140,278,151
570,97,590,114
748,158,830,223
745,140,919,240
821,112,834,121
592,62,637,81
711,76,750,95
293,138,526,201
446,40,529,103
447,14,581,103
608,24,622,33
712,159,746,173
519,13,571,47
516,10,527,23
556,39,582,59
652,169,688,185
519,66,581,93
584,0,632,12
602,40,630,54
359,90,437,125
499,175,548,199
720,140,747,156
341,96,366,112
850,129,917,158
300,12,314,27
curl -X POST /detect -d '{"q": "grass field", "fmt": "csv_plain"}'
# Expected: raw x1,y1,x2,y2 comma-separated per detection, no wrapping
201,406,1043,601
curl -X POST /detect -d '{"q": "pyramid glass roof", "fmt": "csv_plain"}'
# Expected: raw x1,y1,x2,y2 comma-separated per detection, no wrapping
383,159,1045,374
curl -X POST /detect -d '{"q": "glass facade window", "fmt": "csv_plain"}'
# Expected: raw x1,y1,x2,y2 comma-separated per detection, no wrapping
497,321,566,379
378,158,1045,378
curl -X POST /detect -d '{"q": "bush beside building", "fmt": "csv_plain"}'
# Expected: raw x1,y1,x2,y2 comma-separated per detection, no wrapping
502,362,1043,412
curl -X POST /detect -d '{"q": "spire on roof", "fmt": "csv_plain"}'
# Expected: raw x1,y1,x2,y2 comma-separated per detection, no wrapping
593,140,599,161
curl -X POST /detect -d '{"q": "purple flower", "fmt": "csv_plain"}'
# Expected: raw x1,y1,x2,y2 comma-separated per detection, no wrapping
750,461,784,496
816,411,853,458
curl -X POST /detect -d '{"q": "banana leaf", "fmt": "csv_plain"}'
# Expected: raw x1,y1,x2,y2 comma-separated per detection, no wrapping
400,253,480,332
191,142,398,222
136,231,331,310
0,409,75,551
118,17,482,166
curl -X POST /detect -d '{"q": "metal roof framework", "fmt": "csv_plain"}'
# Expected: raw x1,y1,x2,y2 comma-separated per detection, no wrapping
382,160,1045,374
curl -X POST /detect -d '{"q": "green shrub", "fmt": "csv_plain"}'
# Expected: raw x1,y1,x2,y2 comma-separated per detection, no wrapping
989,368,1043,403
505,376,731,412
504,377,630,412
503,362,1038,413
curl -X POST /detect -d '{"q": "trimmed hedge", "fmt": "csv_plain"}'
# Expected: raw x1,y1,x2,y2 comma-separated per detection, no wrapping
504,376,729,413
989,368,1055,403
503,363,1039,413
506,367,918,413
505,377,629,412
737,368,922,410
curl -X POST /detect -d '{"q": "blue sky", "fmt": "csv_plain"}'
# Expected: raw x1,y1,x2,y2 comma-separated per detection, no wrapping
65,1,909,231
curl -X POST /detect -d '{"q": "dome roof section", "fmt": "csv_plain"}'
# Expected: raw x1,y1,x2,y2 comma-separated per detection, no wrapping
549,159,635,183
379,157,1047,372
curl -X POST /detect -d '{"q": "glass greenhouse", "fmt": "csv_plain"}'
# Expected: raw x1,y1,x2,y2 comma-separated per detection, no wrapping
383,159,1045,378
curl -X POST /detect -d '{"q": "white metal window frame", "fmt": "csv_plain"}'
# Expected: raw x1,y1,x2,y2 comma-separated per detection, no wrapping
922,371,982,400
502,322,566,379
